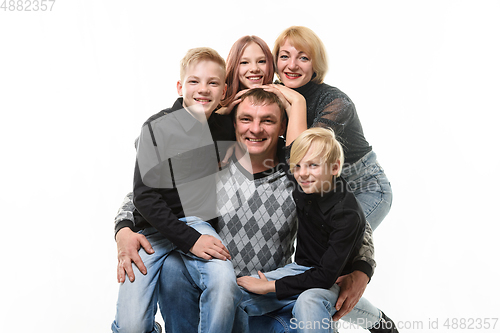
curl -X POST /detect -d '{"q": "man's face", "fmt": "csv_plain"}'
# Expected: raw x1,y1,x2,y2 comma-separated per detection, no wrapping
234,98,286,162
177,60,226,118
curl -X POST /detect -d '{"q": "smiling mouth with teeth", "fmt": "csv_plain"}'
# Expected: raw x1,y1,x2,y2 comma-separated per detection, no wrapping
194,98,211,102
285,73,301,78
247,76,263,81
247,138,265,142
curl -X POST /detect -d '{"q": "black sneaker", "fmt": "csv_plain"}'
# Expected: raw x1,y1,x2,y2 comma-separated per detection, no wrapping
369,311,399,333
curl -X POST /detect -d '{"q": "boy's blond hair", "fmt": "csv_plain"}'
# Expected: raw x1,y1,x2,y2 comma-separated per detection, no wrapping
273,26,328,84
180,47,226,81
290,127,344,174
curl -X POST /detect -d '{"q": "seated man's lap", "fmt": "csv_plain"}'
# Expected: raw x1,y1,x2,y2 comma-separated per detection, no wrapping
158,252,295,333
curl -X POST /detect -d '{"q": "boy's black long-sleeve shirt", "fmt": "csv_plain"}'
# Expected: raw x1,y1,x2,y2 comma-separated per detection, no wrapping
275,176,366,300
132,98,234,253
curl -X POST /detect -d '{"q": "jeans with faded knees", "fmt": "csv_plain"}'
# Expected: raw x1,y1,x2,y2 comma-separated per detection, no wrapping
112,217,241,333
241,262,381,333
341,151,392,231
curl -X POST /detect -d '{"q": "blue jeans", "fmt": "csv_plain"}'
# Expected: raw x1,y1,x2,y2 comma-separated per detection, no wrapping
157,256,264,333
292,287,381,333
240,263,381,333
158,252,200,332
341,151,392,231
112,217,241,333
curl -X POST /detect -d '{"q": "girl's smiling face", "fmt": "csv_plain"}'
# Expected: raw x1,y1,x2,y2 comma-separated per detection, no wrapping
238,42,268,89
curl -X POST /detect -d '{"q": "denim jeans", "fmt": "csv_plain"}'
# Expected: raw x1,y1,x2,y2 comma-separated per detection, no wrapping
112,217,241,333
292,287,381,333
158,251,200,333
240,263,381,333
341,151,392,231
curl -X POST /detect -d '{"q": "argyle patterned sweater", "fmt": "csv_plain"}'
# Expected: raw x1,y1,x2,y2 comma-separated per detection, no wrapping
216,160,298,277
114,161,375,278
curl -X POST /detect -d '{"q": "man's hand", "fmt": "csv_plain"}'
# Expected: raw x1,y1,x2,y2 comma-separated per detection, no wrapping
332,270,369,321
116,227,154,283
190,235,231,260
237,271,275,295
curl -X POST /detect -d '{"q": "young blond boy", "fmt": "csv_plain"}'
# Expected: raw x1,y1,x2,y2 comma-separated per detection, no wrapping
112,47,240,333
237,127,399,333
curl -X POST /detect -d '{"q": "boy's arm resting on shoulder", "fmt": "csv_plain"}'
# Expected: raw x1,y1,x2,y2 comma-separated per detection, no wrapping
114,192,154,283
333,221,375,321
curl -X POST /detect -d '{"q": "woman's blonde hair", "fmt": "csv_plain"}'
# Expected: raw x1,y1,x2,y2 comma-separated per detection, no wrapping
290,127,344,174
273,26,328,84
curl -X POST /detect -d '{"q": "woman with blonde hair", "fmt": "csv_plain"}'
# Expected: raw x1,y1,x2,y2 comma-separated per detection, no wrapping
273,26,392,232
246,25,394,332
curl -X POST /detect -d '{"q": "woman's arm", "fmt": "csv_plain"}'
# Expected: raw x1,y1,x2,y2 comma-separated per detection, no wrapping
264,84,307,144
310,95,354,134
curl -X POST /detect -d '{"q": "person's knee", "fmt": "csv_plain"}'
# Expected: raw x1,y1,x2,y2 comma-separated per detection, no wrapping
112,318,152,333
296,289,325,307
209,273,239,296
294,289,336,317
204,260,237,286
205,268,240,304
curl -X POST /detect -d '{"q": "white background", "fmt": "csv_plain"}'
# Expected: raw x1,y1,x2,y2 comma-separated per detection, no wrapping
1,1,499,332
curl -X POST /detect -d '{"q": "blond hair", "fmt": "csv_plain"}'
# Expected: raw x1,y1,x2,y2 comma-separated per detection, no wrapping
180,47,226,81
273,26,328,84
290,127,344,174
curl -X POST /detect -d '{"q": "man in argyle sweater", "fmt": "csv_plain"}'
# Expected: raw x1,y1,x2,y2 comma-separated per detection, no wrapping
114,89,376,332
